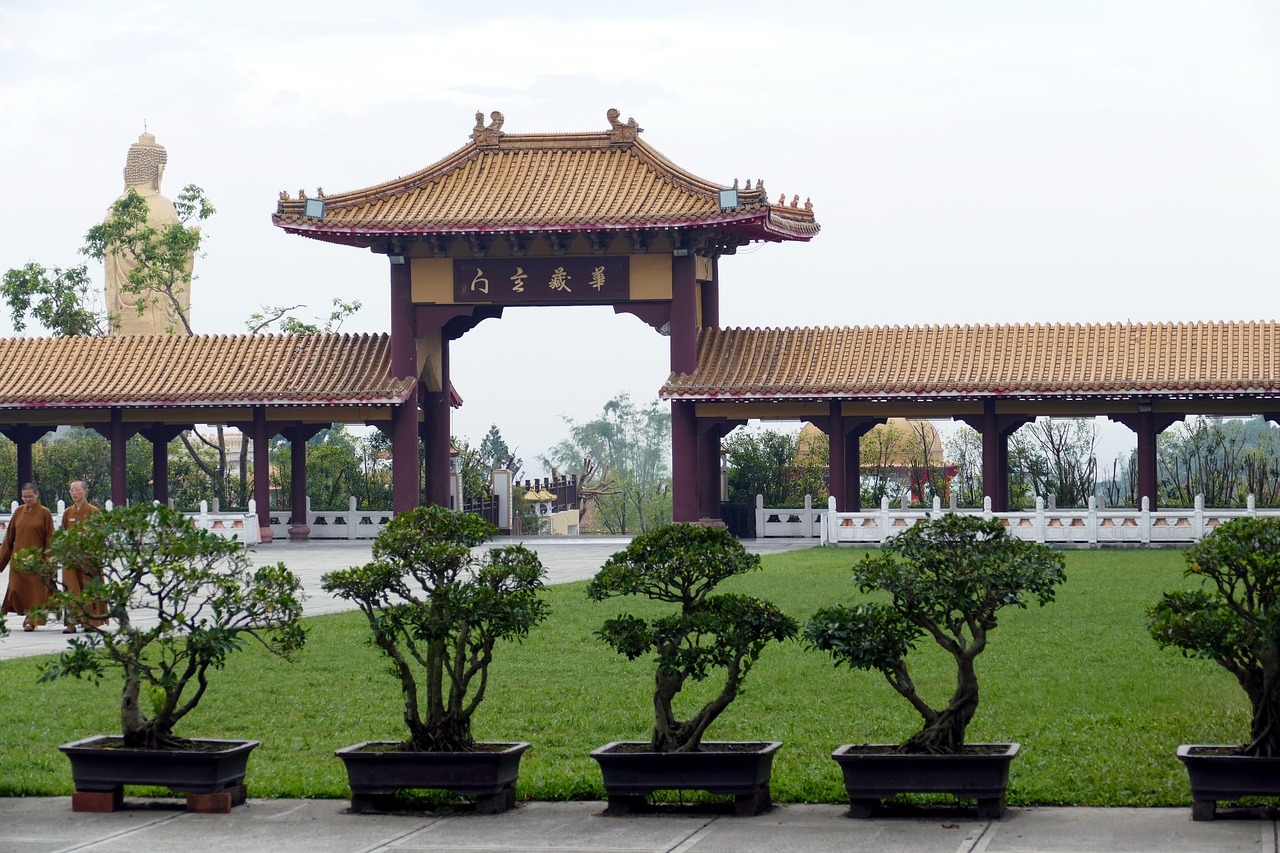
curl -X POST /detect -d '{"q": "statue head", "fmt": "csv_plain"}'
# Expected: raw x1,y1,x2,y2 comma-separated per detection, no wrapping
123,132,167,192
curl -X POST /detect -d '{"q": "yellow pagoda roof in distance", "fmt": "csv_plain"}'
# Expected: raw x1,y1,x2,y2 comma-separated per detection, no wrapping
273,109,819,247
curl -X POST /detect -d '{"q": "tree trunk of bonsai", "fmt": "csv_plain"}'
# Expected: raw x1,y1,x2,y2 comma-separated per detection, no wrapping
1243,650,1280,757
902,656,979,754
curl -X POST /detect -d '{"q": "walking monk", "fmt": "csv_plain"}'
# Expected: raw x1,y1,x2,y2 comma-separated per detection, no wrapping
61,480,104,633
0,482,56,631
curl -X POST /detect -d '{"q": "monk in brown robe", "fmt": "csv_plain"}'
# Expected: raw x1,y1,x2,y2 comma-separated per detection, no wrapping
0,482,56,631
61,480,104,633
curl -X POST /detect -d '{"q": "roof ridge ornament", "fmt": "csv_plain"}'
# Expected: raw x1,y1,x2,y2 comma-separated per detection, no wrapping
606,107,643,143
471,110,506,147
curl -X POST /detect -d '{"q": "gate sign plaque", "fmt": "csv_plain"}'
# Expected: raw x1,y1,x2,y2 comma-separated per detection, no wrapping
454,257,630,304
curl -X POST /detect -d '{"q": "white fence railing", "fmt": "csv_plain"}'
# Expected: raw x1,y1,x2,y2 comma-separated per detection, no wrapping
810,494,1280,546
266,497,391,541
0,499,260,546
754,494,824,539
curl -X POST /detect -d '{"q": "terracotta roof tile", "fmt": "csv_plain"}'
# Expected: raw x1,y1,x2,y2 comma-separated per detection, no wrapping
661,322,1280,400
0,333,414,410
273,110,818,243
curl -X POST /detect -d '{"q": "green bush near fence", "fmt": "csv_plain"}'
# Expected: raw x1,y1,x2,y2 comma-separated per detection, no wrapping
0,547,1240,805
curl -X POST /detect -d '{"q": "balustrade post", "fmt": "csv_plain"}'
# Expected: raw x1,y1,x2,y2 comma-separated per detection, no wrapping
1193,494,1205,540
1087,496,1099,545
1035,496,1046,544
754,494,764,541
1140,496,1152,545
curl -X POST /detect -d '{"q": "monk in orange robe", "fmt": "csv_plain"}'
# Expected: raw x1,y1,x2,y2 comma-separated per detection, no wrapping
0,482,56,631
61,479,104,633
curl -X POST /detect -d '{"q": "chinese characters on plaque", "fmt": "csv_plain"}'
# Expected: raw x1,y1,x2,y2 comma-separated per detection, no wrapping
454,257,630,304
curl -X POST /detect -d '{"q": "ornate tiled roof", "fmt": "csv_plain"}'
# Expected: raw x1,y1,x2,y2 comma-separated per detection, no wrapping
0,333,414,410
661,322,1280,400
273,109,818,244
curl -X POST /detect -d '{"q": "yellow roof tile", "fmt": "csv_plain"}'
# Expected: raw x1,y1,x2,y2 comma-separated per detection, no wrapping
273,109,818,244
661,322,1280,400
0,333,414,410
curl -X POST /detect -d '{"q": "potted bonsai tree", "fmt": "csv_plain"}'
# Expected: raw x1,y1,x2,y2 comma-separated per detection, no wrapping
322,505,548,814
586,523,798,816
1148,516,1280,820
805,512,1065,818
22,504,306,813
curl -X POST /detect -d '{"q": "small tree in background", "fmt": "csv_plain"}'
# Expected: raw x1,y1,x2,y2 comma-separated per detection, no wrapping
1149,517,1280,757
322,506,548,751
588,524,798,752
24,504,306,749
806,513,1065,753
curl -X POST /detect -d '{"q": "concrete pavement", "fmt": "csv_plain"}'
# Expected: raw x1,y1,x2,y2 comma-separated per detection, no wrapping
5,536,1278,851
2,798,1278,853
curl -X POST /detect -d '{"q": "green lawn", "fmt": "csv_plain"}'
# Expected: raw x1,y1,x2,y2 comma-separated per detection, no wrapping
0,546,1241,805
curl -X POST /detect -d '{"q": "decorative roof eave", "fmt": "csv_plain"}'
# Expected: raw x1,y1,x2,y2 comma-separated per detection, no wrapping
272,209,819,244
661,387,1280,403
0,383,417,411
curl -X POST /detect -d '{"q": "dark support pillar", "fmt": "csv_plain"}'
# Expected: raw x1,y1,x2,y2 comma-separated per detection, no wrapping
700,259,720,329
696,420,737,523
252,407,272,543
281,424,325,540
670,255,698,375
390,260,419,514
1111,405,1183,511
672,401,698,523
821,409,884,512
422,340,452,509
140,425,187,506
828,404,846,512
0,426,50,496
959,402,1030,513
110,409,128,508
670,255,699,523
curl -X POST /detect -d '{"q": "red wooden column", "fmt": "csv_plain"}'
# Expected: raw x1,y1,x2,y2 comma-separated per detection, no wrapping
960,401,1029,512
700,258,720,329
421,339,452,509
280,424,326,540
822,407,884,512
0,425,51,497
390,260,420,514
696,421,738,522
252,406,273,543
140,424,188,505
670,254,699,523
1111,404,1182,510
110,409,129,507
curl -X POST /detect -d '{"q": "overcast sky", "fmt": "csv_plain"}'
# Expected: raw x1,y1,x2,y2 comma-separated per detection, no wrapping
2,1,1277,475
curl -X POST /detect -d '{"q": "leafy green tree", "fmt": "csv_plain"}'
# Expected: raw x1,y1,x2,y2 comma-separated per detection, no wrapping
24,504,305,749
806,514,1065,753
542,394,671,534
723,428,826,507
0,263,109,337
1149,517,1280,756
588,524,798,752
84,185,214,335
322,506,548,752
479,423,523,481
245,298,362,334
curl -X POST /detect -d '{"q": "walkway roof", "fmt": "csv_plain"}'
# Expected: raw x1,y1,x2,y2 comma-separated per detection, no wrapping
661,322,1280,408
272,109,819,247
0,333,414,426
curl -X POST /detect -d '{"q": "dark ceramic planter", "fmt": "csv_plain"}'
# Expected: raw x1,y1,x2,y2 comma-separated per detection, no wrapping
335,741,530,814
590,740,781,816
832,742,1019,818
59,735,258,812
1178,744,1280,821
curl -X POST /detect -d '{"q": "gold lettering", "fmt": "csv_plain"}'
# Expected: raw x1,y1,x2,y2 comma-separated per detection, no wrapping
510,267,527,293
548,266,572,292
470,268,489,295
591,265,607,291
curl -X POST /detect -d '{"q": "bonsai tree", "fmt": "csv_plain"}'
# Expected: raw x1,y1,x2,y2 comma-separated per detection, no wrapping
22,504,306,749
805,513,1066,754
321,505,548,752
587,523,798,753
1149,516,1280,757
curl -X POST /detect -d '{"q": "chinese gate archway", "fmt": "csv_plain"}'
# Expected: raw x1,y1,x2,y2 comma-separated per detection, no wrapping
272,109,820,520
